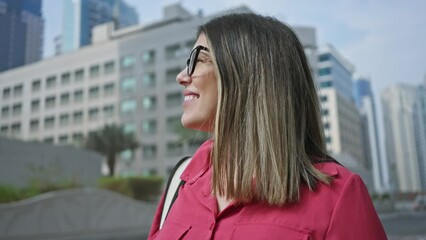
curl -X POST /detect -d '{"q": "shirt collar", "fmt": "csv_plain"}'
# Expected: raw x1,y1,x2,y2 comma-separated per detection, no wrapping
313,162,339,177
180,139,213,183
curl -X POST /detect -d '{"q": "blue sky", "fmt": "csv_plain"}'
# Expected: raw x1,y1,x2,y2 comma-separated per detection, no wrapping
43,0,426,97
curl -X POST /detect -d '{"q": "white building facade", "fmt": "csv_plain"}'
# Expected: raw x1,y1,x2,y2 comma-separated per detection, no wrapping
381,84,422,192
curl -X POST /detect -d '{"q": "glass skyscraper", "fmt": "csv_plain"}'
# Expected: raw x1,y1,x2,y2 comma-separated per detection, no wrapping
61,0,139,53
0,0,43,72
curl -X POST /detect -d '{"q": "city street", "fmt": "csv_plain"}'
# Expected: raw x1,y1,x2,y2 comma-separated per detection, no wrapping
382,211,426,240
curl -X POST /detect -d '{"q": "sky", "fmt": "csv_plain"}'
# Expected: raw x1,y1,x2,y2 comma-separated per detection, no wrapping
43,0,426,97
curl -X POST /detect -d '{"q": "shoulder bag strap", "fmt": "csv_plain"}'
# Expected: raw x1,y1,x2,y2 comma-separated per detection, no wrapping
159,156,192,229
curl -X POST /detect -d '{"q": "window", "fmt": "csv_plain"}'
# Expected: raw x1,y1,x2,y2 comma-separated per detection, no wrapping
104,83,115,96
166,116,181,133
74,69,84,81
59,135,69,144
320,96,328,102
142,96,156,111
30,119,39,132
46,76,56,88
44,116,55,129
32,79,41,92
60,93,70,105
104,61,115,74
141,119,157,134
11,123,21,134
166,142,183,156
166,92,182,108
74,90,84,102
142,73,156,87
121,55,135,70
72,132,84,144
121,77,137,91
166,68,180,83
322,109,329,116
120,149,133,161
12,103,22,116
31,99,40,112
121,100,136,113
61,72,71,85
142,144,157,159
103,105,114,117
324,122,330,130
1,106,9,117
43,137,54,144
13,84,23,97
88,108,99,121
73,111,83,124
89,86,99,99
318,67,331,76
165,44,181,58
59,113,69,126
320,81,333,88
0,125,8,134
326,136,332,144
45,96,56,109
142,50,155,64
89,65,100,78
2,88,11,99
123,123,136,134
319,54,331,62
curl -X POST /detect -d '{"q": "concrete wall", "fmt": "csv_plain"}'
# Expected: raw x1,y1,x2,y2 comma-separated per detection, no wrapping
0,137,102,188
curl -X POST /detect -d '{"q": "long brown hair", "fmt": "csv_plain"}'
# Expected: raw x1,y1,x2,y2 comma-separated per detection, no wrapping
199,13,331,206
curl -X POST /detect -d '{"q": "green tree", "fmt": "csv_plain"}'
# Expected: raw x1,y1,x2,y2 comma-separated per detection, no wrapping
86,124,139,177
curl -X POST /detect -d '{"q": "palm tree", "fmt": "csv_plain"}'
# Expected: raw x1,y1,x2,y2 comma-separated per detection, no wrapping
86,124,139,177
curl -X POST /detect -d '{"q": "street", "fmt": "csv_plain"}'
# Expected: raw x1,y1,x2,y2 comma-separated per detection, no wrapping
382,211,426,240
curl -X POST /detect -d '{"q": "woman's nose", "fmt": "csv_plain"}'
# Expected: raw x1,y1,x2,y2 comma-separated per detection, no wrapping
176,68,191,86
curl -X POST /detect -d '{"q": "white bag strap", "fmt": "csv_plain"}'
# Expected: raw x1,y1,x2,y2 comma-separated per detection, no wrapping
159,157,192,229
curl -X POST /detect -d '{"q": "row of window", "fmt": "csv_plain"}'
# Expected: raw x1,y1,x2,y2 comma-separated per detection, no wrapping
121,92,182,114
0,105,115,134
121,39,195,72
1,38,197,101
140,138,203,160
1,60,115,100
1,83,182,120
120,115,181,137
318,67,331,76
1,83,115,118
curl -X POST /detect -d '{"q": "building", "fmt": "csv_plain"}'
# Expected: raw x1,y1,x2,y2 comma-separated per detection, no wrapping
61,0,138,54
0,0,44,72
354,78,390,193
317,45,364,161
415,79,426,190
0,4,354,177
381,84,423,192
316,45,373,189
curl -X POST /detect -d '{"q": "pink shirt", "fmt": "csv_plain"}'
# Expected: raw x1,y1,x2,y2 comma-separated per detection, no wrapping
149,140,387,239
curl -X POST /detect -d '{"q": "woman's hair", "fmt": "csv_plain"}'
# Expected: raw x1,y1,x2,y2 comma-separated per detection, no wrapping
199,13,331,206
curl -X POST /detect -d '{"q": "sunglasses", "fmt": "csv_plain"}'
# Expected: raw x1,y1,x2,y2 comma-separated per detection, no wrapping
186,45,210,76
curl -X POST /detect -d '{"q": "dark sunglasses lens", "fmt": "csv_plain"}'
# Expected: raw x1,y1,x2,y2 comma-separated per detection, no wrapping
188,49,198,75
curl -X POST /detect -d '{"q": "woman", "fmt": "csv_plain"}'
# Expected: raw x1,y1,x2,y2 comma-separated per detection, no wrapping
149,13,387,239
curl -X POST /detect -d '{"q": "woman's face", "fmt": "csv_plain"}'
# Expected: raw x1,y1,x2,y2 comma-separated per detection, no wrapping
177,33,218,132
